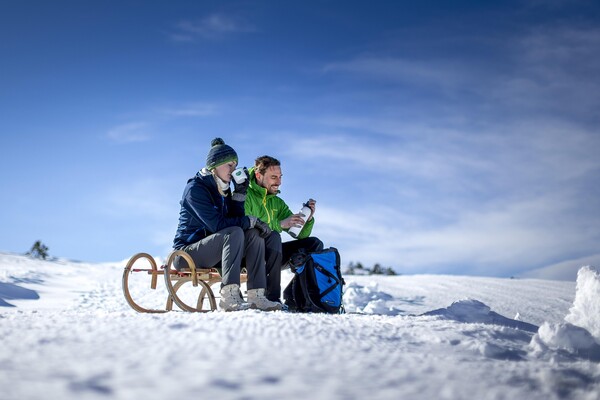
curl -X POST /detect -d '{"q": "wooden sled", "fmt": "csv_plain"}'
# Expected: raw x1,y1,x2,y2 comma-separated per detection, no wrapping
122,250,247,313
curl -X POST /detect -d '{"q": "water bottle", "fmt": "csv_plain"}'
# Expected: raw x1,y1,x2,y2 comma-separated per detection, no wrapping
288,200,312,238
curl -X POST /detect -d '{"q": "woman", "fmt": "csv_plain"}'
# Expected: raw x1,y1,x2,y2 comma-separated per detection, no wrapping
173,138,282,311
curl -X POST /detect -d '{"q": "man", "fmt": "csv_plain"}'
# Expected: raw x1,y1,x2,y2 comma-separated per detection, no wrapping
245,155,324,302
172,138,283,311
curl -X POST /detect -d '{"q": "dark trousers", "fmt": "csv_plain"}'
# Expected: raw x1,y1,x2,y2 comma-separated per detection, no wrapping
264,232,324,301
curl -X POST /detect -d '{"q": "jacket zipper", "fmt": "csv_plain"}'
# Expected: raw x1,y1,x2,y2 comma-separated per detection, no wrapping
262,192,271,224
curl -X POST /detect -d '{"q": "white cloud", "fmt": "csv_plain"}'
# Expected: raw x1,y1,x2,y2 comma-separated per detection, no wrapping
323,57,470,91
521,254,600,281
282,27,600,276
169,14,255,41
323,25,600,123
302,111,600,195
93,179,181,254
315,189,599,278
492,26,600,118
290,129,492,184
289,115,600,278
107,101,219,143
106,122,150,143
161,102,218,117
101,179,178,219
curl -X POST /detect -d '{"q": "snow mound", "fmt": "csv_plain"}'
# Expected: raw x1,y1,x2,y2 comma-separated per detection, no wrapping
532,322,600,361
342,282,402,315
421,299,539,332
565,266,600,339
530,266,600,361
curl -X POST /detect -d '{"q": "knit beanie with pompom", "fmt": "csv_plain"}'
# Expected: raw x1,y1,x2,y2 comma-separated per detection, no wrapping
206,138,238,170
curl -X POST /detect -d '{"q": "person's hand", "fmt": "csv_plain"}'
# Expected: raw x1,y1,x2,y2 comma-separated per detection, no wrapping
254,219,272,238
248,216,272,238
280,214,306,230
306,198,316,221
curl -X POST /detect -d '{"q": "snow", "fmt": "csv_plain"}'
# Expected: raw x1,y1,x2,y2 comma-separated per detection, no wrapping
566,266,600,339
530,266,600,363
1,252,599,400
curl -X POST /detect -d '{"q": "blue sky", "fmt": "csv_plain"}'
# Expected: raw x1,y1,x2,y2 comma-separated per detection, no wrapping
1,1,599,280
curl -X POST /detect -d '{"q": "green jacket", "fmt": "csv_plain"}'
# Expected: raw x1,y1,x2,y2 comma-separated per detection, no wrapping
244,167,315,239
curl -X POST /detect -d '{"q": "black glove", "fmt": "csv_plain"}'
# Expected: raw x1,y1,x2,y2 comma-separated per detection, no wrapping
248,216,272,238
231,167,249,202
232,167,249,195
255,219,272,238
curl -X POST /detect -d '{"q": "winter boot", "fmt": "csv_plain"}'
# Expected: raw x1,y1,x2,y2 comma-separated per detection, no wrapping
247,288,284,311
219,284,250,312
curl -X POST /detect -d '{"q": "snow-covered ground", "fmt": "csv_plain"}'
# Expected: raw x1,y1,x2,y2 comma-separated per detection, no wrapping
1,251,599,400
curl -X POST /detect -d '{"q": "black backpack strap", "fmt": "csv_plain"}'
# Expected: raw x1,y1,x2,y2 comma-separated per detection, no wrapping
296,261,326,313
313,264,340,299
314,263,340,283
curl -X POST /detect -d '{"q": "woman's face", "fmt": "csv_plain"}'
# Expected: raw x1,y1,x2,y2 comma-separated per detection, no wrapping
214,161,237,183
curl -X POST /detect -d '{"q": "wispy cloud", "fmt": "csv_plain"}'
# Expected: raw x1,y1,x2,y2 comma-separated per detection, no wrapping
493,25,600,120
315,188,599,277
324,25,600,124
106,122,150,143
102,179,176,218
298,25,600,278
169,14,255,42
521,253,600,281
96,179,180,252
283,107,600,276
107,101,218,143
160,102,218,117
323,57,470,92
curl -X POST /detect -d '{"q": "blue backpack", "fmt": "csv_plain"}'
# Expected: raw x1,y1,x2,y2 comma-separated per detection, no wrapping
283,248,345,314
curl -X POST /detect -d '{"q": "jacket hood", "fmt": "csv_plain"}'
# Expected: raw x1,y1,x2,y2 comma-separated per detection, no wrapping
188,168,215,186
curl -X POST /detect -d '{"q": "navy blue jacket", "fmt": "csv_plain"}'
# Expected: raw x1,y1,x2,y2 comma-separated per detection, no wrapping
173,170,250,249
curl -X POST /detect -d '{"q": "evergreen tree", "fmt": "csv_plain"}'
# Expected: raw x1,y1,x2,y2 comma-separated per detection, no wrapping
343,261,398,275
27,241,49,260
384,267,397,276
345,262,356,275
370,263,383,275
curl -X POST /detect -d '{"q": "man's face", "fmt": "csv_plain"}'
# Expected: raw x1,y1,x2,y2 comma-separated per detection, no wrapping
256,165,282,195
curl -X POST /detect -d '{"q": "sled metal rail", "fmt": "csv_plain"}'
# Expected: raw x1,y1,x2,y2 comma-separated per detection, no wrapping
122,250,247,313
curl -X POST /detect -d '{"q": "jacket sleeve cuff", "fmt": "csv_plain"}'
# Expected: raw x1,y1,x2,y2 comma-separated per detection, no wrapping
232,193,246,202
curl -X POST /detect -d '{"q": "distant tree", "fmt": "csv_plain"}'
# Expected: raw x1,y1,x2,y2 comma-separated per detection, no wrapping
345,262,356,275
343,261,399,275
370,263,383,275
27,241,49,260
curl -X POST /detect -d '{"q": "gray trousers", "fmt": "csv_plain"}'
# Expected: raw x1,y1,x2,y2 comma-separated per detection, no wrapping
175,226,266,289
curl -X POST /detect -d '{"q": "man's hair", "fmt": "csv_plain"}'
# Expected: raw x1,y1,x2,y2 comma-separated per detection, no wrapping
254,155,281,175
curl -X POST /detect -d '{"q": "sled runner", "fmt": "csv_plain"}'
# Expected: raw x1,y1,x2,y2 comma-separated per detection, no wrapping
122,250,247,313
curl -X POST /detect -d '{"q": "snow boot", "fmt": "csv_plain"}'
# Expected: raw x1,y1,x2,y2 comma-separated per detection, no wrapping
219,284,250,312
247,288,284,311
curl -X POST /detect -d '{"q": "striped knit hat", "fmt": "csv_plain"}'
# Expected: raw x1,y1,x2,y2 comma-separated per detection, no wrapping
206,138,238,170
